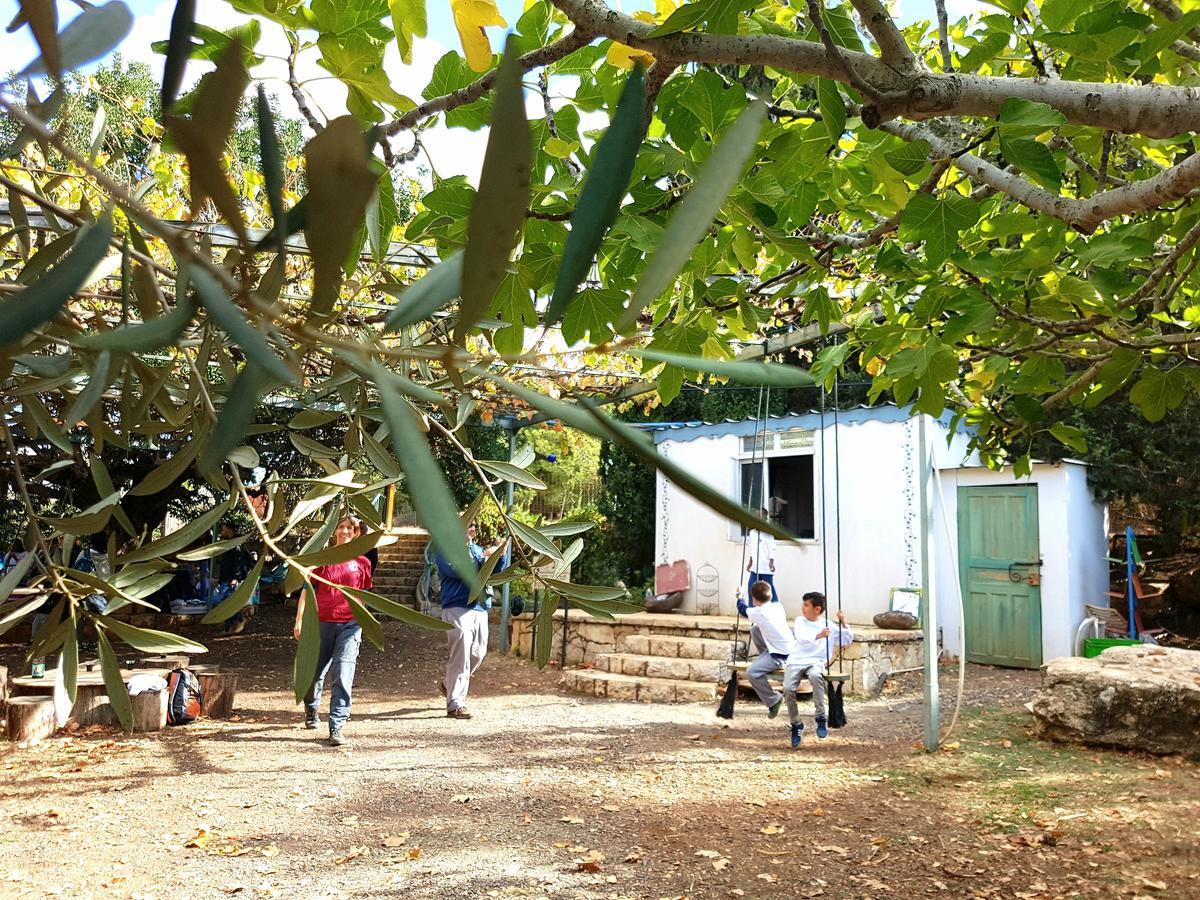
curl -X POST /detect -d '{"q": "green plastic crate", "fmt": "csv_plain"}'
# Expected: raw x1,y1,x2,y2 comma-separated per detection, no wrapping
1083,637,1141,658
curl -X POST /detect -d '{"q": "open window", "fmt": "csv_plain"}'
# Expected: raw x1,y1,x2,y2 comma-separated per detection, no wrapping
732,428,817,541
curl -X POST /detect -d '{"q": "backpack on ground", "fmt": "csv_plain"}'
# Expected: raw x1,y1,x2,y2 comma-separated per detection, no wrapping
166,668,203,725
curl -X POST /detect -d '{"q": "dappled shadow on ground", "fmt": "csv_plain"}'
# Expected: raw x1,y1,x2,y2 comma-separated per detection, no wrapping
3,606,1198,899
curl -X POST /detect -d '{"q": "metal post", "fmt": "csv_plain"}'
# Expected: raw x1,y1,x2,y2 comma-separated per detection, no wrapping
499,426,517,652
384,484,396,533
1126,525,1137,640
920,413,940,752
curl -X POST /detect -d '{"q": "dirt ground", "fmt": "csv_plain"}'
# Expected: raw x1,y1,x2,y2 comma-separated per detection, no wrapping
3,606,1199,900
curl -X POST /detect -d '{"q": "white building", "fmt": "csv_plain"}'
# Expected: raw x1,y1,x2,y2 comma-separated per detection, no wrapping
649,405,1109,667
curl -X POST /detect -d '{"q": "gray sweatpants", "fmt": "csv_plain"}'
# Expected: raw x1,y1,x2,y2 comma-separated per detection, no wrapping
442,606,488,712
783,663,826,724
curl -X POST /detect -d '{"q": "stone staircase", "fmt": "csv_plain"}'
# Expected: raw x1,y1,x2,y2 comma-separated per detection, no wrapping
372,529,429,610
560,633,747,702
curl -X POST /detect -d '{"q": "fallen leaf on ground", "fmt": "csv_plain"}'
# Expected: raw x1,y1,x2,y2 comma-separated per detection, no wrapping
815,845,848,855
185,829,209,849
1141,878,1168,891
685,734,701,741
382,833,409,848
261,846,280,858
332,846,368,865
942,741,961,752
561,816,585,825
406,847,422,861
760,824,784,835
713,858,730,871
696,850,721,858
757,873,779,883
340,815,359,826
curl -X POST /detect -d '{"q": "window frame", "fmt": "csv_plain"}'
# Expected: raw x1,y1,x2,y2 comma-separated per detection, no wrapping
731,428,821,544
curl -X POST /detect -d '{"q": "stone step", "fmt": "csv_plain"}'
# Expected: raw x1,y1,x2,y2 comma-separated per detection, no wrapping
592,653,723,684
560,669,716,703
617,634,744,661
373,575,420,585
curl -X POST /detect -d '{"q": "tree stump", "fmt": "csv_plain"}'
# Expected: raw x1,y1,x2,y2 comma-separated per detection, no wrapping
10,675,56,699
6,696,56,743
140,654,189,670
131,690,167,732
188,664,221,675
73,679,118,727
0,664,8,712
198,672,238,718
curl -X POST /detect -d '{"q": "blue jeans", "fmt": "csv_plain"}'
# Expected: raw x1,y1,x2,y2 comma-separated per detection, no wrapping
304,621,362,733
747,572,779,602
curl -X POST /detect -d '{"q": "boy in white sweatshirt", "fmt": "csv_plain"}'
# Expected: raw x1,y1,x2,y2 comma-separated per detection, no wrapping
736,580,795,717
783,591,853,749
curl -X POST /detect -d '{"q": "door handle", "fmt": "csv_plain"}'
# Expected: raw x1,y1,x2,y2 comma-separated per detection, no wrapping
1008,560,1043,582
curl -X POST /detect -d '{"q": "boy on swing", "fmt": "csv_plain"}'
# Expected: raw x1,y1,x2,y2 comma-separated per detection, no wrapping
736,580,794,717
783,591,853,749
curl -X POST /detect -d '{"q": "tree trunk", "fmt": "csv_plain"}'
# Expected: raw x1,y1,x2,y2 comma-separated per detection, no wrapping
131,690,167,732
6,696,56,743
198,672,238,718
0,664,8,713
72,680,118,727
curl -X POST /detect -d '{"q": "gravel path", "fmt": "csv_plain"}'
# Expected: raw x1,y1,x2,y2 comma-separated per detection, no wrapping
3,607,1198,899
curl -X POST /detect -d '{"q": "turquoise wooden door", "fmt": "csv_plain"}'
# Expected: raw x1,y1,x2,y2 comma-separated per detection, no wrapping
957,485,1043,668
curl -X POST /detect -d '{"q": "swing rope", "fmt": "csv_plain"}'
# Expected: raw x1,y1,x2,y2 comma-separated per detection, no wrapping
833,373,845,678
717,384,770,719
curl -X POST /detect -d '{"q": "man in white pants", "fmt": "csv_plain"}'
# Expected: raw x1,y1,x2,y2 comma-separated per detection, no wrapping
435,523,509,720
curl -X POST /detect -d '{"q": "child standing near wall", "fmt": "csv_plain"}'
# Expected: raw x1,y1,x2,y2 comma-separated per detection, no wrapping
783,591,853,749
736,580,794,717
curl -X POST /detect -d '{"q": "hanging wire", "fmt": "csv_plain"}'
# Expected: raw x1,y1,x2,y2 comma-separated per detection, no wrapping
833,372,845,675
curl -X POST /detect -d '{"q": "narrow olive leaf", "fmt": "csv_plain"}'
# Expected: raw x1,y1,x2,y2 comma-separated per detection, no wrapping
546,67,646,325
78,296,196,352
362,430,402,479
64,568,156,615
477,459,548,490
458,490,487,529
21,0,133,77
64,350,112,425
467,544,505,604
537,521,595,537
190,266,294,384
533,593,556,667
62,616,79,705
456,35,531,344
633,349,815,387
366,168,398,264
161,0,196,111
562,596,615,620
99,615,208,654
89,454,135,536
255,195,307,252
119,501,227,563
201,556,263,624
368,362,448,406
344,591,385,649
507,517,563,562
553,537,583,578
165,39,249,241
0,552,38,604
33,458,74,481
19,0,60,79
29,606,71,660
293,583,320,703
289,432,340,459
128,439,198,495
110,562,166,589
199,363,280,475
381,254,464,332
542,579,636,603
0,594,45,637
177,531,250,561
511,443,535,469
14,351,71,377
619,101,767,330
256,84,286,253
342,586,454,632
288,409,339,430
0,214,113,347
256,251,286,305
42,507,116,535
293,531,382,567
304,116,379,317
378,383,475,584
485,370,793,542
26,394,73,453
96,627,134,731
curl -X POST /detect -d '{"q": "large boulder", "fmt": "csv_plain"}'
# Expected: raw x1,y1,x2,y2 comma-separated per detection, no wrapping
1031,645,1200,759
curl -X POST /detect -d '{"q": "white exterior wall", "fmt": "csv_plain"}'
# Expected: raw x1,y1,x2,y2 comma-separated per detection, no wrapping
657,414,962,625
932,461,1108,663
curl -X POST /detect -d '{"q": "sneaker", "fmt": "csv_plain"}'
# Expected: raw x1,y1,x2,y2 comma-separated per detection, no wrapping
767,698,782,719
816,716,828,739
790,722,804,749
304,712,320,730
447,707,472,720
329,729,346,747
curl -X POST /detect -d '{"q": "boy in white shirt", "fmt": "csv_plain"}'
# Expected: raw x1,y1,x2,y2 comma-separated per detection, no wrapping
736,580,795,717
783,591,853,749
745,508,779,602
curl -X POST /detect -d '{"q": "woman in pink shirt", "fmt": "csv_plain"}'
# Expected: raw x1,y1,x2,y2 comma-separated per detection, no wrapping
294,516,373,747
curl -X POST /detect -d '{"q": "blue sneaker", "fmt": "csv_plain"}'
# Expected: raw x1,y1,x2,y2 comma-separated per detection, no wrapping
816,716,828,739
790,722,804,749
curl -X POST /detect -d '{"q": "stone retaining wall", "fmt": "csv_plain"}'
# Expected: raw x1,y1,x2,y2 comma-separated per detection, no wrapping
510,610,927,696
